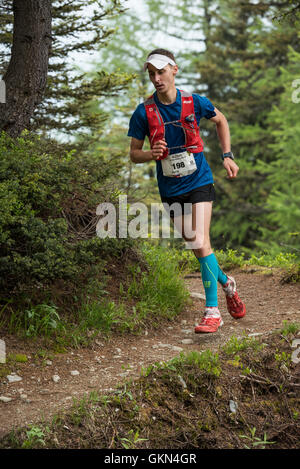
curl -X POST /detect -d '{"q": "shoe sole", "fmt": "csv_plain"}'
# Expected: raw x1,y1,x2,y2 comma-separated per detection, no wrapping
230,311,246,319
228,304,246,319
226,291,246,319
194,319,224,334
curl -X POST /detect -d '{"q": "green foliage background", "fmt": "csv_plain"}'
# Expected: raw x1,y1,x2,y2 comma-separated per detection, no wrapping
0,0,299,314
95,0,300,258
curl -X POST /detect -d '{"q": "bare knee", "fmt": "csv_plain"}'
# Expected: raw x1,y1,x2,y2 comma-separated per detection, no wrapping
183,233,211,255
193,245,212,258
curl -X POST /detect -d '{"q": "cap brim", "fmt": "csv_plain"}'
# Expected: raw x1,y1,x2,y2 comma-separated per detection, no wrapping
143,58,170,71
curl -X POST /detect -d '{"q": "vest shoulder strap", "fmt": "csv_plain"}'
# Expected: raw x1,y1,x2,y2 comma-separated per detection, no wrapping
180,89,192,98
144,95,155,106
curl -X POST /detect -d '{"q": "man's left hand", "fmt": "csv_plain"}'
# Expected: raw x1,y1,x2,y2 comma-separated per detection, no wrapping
223,158,239,179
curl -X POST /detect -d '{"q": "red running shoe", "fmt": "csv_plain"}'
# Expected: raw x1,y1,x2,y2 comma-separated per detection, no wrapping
223,276,246,319
195,308,224,334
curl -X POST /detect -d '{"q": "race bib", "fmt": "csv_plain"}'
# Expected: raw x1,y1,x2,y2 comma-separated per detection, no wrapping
161,151,197,177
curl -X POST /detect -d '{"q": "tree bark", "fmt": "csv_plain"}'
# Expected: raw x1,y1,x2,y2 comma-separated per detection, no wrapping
0,0,52,137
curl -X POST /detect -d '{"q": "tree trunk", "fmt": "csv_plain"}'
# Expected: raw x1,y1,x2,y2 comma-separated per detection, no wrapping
0,0,52,137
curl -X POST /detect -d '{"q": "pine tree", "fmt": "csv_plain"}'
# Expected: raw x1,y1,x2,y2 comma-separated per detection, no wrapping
210,0,300,251
162,0,300,250
85,6,160,204
0,0,133,141
0,0,52,137
254,47,300,256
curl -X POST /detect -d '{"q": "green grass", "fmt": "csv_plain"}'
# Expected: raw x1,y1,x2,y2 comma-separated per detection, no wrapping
239,427,275,449
0,243,191,346
166,245,300,280
0,303,66,338
169,349,222,377
21,425,49,449
141,348,222,379
1,242,299,348
76,299,126,335
279,320,300,337
125,242,191,325
7,353,28,363
70,242,191,339
222,334,264,356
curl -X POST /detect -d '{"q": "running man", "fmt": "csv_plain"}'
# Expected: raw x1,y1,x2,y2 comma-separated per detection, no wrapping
127,48,246,333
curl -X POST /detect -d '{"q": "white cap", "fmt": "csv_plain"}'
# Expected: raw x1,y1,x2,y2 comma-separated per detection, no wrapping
143,53,176,71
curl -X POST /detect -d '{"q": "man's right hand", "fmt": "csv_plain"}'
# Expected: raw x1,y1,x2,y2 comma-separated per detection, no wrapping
151,139,167,160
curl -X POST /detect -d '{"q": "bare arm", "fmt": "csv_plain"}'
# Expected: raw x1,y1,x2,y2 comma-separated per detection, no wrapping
130,137,167,163
209,107,231,153
209,107,239,179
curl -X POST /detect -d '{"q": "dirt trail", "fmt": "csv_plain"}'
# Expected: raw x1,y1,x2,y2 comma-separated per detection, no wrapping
0,269,299,438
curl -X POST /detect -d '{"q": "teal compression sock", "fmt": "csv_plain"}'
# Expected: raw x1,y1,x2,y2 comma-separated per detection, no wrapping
198,253,219,307
218,264,228,286
198,253,228,307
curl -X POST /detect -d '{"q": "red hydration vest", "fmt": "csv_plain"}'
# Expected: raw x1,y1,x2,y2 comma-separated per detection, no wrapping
144,90,204,160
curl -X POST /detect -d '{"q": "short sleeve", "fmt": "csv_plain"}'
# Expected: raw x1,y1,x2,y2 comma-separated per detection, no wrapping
127,103,149,141
192,94,217,121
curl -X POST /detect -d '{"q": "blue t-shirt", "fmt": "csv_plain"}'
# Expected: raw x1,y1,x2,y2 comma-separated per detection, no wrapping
127,89,216,198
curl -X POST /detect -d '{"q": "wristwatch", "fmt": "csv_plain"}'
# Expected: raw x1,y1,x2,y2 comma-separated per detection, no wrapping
221,151,234,161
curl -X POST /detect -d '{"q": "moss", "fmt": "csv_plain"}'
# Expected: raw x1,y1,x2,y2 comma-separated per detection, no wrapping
0,365,11,379
8,353,28,363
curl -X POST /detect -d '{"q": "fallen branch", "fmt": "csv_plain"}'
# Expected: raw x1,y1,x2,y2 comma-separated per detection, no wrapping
240,373,280,392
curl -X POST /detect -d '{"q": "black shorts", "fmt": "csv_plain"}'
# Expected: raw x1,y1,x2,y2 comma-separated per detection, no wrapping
160,183,216,218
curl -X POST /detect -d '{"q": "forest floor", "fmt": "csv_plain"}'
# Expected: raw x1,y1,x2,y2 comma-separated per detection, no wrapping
0,266,299,446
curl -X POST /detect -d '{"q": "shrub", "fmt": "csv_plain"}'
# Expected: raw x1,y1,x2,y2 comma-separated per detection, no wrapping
0,130,132,295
